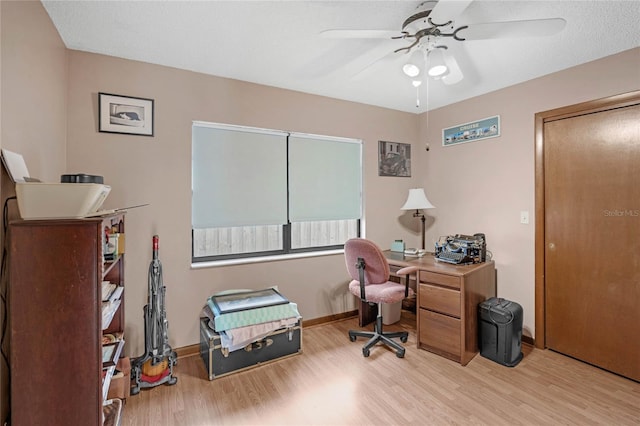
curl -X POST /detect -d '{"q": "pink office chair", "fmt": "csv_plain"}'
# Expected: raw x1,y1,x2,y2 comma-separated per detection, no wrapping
344,238,417,358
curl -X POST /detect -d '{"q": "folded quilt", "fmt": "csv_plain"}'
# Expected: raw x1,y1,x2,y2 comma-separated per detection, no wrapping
217,316,299,352
207,297,301,332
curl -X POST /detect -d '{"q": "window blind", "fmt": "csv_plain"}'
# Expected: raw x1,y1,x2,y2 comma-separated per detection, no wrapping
288,134,362,222
192,123,288,228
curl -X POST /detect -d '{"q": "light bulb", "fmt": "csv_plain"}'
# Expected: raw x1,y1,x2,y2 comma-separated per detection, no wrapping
427,48,448,78
402,50,423,78
403,63,420,78
428,65,448,77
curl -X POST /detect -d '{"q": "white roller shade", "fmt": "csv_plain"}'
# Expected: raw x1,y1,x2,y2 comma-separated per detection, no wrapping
288,134,362,222
192,123,287,228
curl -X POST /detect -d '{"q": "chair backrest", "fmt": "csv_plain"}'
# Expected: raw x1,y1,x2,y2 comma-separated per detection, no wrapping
344,238,390,285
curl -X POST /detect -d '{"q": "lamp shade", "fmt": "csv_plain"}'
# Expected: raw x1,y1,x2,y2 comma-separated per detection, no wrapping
427,48,448,78
402,50,423,78
401,188,435,210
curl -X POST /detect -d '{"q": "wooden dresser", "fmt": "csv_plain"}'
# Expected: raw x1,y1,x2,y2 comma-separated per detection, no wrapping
385,252,496,365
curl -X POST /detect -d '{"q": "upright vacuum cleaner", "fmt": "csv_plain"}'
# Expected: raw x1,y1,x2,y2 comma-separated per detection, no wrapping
131,235,178,395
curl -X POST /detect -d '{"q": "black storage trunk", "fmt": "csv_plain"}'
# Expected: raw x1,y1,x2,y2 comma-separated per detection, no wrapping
478,297,523,367
199,317,302,380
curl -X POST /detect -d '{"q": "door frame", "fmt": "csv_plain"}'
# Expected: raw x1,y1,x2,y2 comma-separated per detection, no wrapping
533,90,640,349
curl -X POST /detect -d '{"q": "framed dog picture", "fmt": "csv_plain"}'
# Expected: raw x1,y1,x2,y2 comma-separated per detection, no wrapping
99,92,154,136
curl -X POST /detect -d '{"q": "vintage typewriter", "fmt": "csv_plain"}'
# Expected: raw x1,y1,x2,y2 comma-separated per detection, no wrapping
434,233,486,265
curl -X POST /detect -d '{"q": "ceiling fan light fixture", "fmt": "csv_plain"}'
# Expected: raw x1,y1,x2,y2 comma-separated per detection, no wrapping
428,64,448,77
402,49,424,78
403,63,421,78
427,48,448,78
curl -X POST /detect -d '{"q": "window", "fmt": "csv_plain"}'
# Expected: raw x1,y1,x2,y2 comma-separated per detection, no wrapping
192,122,362,263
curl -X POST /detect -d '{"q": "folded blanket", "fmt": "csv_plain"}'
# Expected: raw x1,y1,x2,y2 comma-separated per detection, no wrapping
207,298,301,332
217,316,299,352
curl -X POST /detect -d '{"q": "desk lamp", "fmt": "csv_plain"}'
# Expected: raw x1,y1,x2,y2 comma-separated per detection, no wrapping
401,188,435,250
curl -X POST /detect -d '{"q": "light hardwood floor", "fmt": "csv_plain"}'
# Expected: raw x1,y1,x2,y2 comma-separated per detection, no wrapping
122,311,640,425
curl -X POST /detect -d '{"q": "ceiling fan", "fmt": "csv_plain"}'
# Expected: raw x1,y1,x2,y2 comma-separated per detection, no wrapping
320,0,566,92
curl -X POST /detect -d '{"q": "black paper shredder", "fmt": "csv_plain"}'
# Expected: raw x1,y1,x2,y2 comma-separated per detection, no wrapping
478,297,523,367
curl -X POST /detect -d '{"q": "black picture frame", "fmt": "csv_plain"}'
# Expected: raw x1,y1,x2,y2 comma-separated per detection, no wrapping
99,92,154,136
378,140,411,177
210,288,289,314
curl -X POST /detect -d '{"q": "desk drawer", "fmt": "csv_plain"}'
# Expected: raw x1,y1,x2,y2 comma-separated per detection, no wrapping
419,271,460,289
419,309,461,357
419,283,460,318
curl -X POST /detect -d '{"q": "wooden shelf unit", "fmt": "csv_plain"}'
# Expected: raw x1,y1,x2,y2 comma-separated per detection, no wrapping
9,213,126,426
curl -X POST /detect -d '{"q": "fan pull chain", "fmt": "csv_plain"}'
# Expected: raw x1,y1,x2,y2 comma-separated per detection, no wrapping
412,80,422,108
424,72,430,127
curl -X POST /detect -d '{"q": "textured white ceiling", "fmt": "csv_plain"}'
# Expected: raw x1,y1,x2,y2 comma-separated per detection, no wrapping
42,0,640,114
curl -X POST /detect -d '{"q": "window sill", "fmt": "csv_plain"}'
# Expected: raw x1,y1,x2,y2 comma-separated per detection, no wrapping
191,249,344,269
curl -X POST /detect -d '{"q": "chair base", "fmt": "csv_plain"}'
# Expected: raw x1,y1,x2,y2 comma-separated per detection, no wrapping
348,303,408,358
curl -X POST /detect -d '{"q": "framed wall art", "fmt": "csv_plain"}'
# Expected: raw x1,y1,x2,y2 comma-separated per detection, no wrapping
443,115,500,147
99,92,154,136
378,140,411,177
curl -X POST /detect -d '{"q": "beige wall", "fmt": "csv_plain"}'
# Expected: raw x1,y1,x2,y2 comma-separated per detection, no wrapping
1,0,67,180
418,47,640,337
65,51,420,354
0,0,68,421
2,1,639,362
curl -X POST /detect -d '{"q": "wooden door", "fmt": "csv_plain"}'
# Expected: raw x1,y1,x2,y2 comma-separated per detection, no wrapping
544,102,640,381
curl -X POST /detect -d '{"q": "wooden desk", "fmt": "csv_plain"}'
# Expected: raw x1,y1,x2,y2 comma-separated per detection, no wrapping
384,251,496,365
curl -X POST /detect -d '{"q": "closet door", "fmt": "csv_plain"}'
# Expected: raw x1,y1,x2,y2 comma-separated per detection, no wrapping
544,102,639,381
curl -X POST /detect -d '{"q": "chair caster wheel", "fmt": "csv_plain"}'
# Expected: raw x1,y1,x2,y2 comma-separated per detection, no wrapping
349,334,356,342
400,335,408,343
396,349,405,358
363,348,370,357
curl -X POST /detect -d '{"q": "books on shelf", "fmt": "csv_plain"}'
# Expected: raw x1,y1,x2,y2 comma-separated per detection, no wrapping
102,365,116,402
102,299,121,330
102,339,124,401
102,282,124,302
101,285,124,330
102,281,116,301
102,339,124,367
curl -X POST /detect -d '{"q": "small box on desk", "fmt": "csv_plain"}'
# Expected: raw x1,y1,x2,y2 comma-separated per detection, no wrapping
199,318,302,380
390,240,405,253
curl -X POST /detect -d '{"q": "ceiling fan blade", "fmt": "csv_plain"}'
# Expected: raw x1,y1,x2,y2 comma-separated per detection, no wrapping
441,52,463,85
319,29,401,39
429,0,474,25
457,18,567,40
348,44,403,80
